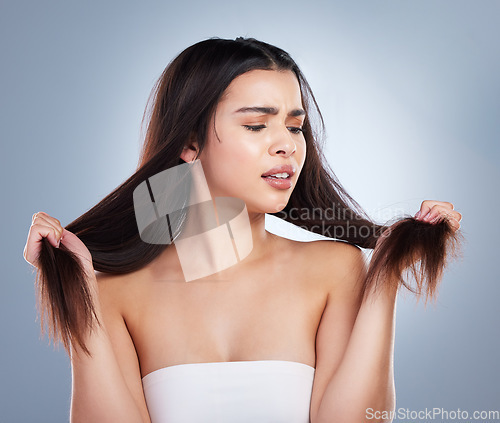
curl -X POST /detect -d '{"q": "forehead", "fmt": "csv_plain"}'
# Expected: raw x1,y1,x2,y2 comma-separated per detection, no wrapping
219,69,303,108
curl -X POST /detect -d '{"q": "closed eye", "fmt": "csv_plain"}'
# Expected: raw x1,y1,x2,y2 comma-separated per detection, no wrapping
288,127,304,134
243,125,266,132
243,125,304,134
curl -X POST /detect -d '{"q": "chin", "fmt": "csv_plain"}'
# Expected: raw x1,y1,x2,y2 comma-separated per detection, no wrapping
270,201,289,213
245,197,290,215
215,182,293,214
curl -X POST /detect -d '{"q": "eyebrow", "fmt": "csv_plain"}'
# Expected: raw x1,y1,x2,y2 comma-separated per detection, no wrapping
233,106,306,117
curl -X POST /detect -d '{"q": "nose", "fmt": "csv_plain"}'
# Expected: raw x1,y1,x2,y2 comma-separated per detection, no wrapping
269,128,296,158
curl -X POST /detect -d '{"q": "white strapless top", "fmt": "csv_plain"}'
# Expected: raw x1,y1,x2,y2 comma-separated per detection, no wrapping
142,360,315,423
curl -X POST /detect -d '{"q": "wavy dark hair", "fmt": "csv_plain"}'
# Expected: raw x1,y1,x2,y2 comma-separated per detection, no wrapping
34,36,463,356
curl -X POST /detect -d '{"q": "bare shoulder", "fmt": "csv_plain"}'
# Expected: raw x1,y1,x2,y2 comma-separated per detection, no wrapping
92,272,152,422
288,238,368,298
299,240,368,422
94,270,142,315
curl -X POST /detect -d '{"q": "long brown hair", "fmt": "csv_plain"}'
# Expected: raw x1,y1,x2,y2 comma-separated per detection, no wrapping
34,36,463,356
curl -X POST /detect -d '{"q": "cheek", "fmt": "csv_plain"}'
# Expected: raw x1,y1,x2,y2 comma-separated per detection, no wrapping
217,143,261,181
294,140,307,172
202,130,262,188
300,142,307,166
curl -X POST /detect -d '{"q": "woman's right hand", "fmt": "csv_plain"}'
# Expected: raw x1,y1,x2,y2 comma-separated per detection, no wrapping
23,212,94,274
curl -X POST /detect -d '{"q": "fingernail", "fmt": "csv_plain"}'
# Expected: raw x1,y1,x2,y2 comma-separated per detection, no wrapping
415,211,421,219
56,240,60,248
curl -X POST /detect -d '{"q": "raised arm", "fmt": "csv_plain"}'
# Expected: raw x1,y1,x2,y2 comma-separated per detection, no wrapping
309,241,395,423
311,244,396,423
23,213,150,423
310,200,462,423
70,271,151,423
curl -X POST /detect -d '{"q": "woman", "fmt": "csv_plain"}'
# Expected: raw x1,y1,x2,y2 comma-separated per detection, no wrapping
23,37,462,423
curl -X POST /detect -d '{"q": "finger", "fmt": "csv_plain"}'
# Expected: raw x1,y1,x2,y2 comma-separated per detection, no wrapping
32,213,63,239
428,207,461,224
415,200,454,220
448,218,461,231
423,204,453,223
442,210,462,223
416,203,438,221
425,208,462,233
24,223,60,266
32,223,62,248
32,212,63,232
441,213,461,231
32,211,55,223
416,202,451,221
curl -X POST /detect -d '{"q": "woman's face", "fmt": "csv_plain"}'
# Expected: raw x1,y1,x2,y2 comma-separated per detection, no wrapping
188,69,306,215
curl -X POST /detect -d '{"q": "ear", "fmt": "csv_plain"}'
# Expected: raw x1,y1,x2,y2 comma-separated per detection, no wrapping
180,135,199,163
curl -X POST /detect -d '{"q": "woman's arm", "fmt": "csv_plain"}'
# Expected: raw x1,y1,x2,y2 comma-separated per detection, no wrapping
313,259,397,423
310,243,396,423
70,272,151,423
311,201,461,423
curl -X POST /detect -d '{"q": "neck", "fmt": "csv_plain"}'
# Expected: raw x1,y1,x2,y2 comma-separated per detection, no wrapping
145,159,276,281
243,210,273,261
176,197,274,281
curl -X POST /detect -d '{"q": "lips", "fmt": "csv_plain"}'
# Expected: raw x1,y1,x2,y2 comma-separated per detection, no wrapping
261,164,296,190
261,164,296,178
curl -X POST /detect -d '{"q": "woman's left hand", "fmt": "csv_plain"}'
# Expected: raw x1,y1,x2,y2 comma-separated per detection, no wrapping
414,200,462,232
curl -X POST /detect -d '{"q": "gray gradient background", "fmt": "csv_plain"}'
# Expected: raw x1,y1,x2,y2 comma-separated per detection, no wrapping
2,0,499,422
